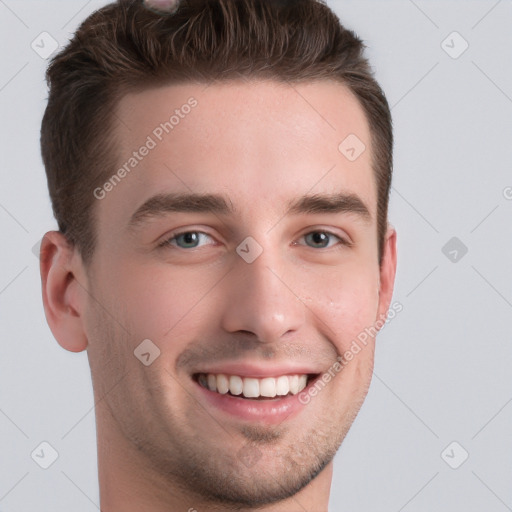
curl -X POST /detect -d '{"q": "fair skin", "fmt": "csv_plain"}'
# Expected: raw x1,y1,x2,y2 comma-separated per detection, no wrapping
40,80,396,512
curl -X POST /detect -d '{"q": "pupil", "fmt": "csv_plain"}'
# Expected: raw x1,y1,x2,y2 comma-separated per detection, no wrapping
310,232,328,247
181,232,198,246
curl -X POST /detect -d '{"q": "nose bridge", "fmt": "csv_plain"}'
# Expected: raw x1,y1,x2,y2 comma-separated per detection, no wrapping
220,242,305,343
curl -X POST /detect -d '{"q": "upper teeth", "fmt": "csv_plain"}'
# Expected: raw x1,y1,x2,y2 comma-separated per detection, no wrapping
198,373,308,398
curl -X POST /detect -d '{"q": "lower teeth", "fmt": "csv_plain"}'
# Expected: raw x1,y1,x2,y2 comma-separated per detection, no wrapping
228,392,285,400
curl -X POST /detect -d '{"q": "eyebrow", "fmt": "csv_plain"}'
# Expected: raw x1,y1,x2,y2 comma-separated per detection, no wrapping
286,192,371,220
128,193,236,229
127,191,371,230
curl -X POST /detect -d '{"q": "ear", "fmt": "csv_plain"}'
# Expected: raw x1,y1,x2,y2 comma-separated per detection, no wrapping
376,224,397,323
39,231,88,352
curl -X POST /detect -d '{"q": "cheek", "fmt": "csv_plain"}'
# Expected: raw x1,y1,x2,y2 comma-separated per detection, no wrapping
106,259,221,343
302,259,380,353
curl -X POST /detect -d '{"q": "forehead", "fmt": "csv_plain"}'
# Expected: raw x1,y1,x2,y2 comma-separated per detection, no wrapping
100,79,375,230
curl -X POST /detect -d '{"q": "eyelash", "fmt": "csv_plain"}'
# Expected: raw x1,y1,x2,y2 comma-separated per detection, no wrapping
158,229,352,250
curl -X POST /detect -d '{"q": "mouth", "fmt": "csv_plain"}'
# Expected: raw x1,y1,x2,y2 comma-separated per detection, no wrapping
194,373,318,400
191,364,326,423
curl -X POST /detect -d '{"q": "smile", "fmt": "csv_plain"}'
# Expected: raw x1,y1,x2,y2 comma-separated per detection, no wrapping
196,373,311,400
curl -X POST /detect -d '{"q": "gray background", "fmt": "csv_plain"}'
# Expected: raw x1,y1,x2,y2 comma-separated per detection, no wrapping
1,0,511,510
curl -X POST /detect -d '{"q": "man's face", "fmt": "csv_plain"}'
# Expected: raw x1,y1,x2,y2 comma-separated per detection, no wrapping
81,80,395,506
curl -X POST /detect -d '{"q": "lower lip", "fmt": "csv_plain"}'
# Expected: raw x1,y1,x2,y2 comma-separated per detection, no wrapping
194,379,312,424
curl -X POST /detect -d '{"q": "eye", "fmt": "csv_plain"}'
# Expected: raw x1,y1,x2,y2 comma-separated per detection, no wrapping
159,231,215,250
158,229,350,251
299,230,350,249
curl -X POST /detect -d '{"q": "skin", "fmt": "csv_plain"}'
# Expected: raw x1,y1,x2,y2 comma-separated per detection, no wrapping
144,0,180,13
40,80,397,512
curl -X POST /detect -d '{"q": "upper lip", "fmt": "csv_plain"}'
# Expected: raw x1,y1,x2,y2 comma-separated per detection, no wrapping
192,362,322,378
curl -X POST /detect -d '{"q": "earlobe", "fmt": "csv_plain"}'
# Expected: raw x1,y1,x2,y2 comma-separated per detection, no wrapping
40,231,88,353
376,225,397,324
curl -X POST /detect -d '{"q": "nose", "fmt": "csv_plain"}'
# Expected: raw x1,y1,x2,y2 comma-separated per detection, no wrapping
220,246,306,344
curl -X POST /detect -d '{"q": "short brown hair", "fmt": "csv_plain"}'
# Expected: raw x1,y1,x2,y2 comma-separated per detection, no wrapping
41,0,393,266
